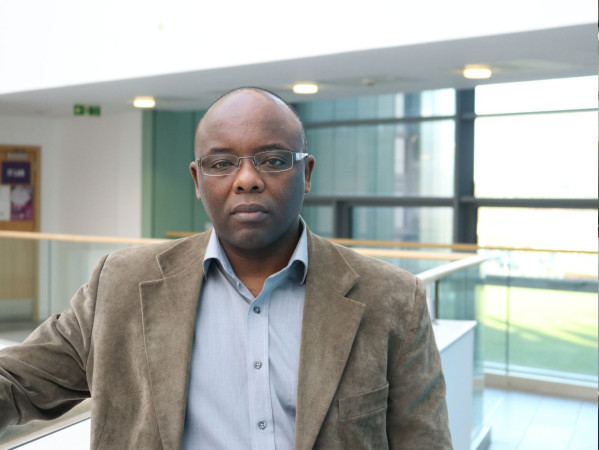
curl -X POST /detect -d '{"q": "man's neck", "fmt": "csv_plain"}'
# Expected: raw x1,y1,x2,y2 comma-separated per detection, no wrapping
220,225,302,297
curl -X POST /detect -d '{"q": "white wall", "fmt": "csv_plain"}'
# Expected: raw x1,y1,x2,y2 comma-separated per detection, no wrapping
0,111,142,237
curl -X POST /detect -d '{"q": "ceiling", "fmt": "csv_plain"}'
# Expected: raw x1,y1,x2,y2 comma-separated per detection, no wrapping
0,24,595,117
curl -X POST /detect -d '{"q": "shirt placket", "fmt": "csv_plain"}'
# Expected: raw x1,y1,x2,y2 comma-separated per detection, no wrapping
247,284,275,450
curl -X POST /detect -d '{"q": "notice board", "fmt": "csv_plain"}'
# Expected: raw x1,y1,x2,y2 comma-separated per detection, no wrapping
0,145,41,321
0,145,40,232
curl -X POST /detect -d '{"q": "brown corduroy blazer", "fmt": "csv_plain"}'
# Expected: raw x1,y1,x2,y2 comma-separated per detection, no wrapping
0,229,452,449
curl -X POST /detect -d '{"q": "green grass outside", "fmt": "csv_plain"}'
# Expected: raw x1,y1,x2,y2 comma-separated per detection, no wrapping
476,285,598,377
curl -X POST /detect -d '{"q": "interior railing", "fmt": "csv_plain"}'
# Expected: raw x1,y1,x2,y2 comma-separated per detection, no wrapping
0,230,595,449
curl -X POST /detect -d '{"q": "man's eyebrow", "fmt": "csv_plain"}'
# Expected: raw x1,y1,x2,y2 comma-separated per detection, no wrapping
255,143,292,151
204,147,234,155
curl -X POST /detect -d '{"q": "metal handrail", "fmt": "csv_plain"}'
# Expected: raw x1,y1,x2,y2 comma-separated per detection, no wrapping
417,255,488,284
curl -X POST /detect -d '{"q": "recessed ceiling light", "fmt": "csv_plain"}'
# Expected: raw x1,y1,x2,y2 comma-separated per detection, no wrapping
133,96,156,108
463,65,492,79
292,83,318,94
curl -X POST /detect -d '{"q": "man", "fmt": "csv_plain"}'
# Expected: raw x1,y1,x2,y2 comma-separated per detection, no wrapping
0,88,452,449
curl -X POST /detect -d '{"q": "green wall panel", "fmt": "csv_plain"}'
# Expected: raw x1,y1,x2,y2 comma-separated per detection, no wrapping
192,111,211,233
142,110,210,238
141,110,155,237
152,111,196,238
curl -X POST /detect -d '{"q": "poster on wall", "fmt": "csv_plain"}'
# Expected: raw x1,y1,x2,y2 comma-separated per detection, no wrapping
1,161,31,184
0,185,9,220
11,185,33,221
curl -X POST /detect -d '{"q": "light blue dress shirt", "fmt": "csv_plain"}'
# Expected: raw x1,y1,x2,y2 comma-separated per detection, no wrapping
181,224,308,450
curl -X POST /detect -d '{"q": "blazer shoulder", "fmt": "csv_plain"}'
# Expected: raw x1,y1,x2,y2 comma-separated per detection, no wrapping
311,233,417,285
100,231,210,281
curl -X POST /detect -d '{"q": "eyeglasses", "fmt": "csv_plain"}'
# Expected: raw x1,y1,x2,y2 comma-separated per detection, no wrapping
197,150,309,176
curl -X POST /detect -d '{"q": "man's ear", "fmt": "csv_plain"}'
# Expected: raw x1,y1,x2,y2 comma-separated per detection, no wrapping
190,161,202,200
304,155,315,193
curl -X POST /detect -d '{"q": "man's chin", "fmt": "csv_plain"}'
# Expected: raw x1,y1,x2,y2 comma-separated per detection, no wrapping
221,230,274,252
216,220,300,254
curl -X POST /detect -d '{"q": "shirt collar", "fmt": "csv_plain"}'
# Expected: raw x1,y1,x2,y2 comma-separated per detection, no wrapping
203,217,309,285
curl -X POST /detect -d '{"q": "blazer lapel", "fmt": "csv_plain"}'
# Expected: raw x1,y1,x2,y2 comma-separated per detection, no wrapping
140,233,209,450
295,233,364,450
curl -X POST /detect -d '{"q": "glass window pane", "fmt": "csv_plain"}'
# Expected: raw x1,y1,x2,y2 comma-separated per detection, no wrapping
352,206,453,243
295,88,455,121
301,205,334,237
418,88,456,117
474,111,597,198
475,76,598,114
307,120,454,196
477,207,597,252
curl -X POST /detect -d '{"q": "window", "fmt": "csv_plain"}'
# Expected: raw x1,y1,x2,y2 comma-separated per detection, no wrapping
306,122,454,197
474,112,597,199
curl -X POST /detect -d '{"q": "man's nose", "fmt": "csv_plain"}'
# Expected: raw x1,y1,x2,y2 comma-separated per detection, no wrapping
232,157,265,193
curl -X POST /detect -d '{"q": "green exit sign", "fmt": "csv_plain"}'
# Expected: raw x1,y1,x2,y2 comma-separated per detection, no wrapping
73,104,101,117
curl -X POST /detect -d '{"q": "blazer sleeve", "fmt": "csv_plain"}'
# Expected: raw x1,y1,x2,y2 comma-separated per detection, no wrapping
0,254,107,435
386,277,453,449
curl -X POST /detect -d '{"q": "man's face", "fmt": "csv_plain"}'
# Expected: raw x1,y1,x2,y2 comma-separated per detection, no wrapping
190,90,314,255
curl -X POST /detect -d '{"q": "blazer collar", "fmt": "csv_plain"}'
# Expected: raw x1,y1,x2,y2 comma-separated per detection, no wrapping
155,231,210,278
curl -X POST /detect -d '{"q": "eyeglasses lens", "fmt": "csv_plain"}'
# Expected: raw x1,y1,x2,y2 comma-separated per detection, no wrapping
201,151,294,175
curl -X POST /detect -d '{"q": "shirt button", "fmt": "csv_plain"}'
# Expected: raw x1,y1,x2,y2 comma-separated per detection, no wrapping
253,306,261,314
254,361,262,370
258,421,267,430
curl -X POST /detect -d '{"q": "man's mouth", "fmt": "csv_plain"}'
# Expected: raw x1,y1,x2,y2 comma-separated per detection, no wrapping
231,204,267,222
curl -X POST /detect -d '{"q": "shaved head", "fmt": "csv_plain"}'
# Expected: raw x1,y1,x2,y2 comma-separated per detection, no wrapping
195,87,306,157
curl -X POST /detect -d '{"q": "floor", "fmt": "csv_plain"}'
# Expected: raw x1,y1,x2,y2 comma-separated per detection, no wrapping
1,325,597,450
484,387,598,450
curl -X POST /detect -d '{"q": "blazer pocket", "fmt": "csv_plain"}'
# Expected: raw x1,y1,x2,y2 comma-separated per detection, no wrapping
338,383,389,421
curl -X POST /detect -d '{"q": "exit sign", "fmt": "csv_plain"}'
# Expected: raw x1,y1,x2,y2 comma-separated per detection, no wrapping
73,104,101,117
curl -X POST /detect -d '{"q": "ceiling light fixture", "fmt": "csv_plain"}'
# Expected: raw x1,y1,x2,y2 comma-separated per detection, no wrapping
133,96,156,108
462,65,492,80
292,83,318,94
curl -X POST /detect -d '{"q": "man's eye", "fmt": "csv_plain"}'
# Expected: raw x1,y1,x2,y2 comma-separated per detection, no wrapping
261,157,286,167
210,159,235,169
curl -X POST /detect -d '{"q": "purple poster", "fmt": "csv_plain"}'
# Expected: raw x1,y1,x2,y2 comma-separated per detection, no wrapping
2,161,31,184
